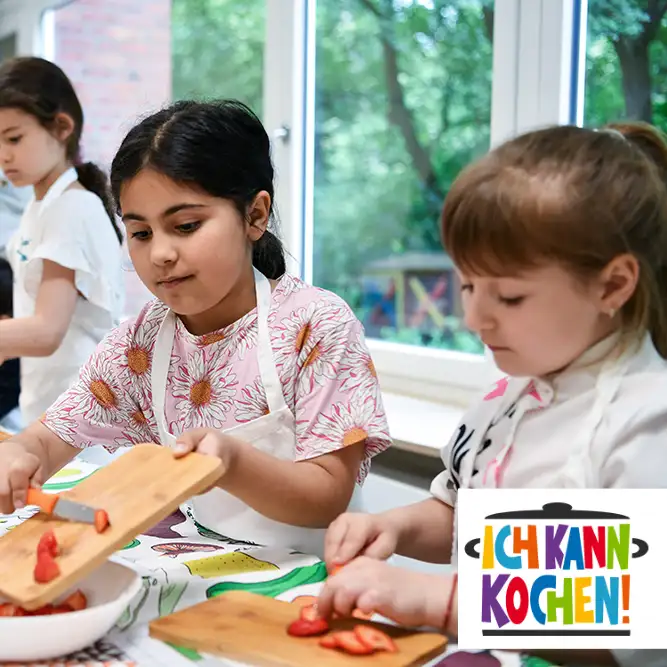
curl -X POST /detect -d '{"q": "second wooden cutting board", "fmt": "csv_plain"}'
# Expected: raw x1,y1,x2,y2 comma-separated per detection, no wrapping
149,590,448,666
0,443,223,610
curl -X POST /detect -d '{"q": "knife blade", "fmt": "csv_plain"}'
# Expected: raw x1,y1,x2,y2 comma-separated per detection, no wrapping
26,487,97,525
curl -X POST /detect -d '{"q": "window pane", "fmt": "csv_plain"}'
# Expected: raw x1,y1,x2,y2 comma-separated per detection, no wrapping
311,0,493,354
584,1,667,128
172,0,264,113
45,0,265,318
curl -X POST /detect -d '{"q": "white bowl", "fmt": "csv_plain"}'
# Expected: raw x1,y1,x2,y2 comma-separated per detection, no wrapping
0,560,142,661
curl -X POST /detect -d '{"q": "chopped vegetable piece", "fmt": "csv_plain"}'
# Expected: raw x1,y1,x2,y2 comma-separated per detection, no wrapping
37,529,59,558
94,509,109,533
300,604,325,623
287,618,330,637
318,634,338,649
34,553,60,583
62,589,87,611
354,625,398,653
0,603,25,617
330,630,374,655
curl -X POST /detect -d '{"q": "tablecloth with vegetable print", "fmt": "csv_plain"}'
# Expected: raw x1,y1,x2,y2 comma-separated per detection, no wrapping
0,456,560,667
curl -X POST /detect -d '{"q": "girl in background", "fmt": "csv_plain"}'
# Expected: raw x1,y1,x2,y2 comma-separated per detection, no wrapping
0,57,124,425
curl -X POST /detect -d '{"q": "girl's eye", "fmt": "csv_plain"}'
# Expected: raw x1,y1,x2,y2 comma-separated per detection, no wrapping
130,230,151,240
177,221,201,234
460,283,473,293
7,136,22,145
499,296,525,306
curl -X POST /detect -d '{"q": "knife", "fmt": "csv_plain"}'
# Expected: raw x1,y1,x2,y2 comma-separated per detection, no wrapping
26,488,98,525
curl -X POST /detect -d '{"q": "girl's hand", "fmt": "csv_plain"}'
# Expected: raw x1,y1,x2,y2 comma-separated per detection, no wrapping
173,428,242,480
325,511,401,569
316,557,457,634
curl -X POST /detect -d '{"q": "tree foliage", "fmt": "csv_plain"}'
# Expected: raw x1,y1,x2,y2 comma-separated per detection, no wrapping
171,0,666,350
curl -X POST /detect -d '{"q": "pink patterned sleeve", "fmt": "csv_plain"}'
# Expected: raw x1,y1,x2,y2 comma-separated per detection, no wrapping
293,313,391,482
42,319,156,454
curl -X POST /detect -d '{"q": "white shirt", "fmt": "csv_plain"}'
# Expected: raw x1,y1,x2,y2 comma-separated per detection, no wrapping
7,175,124,423
0,177,30,259
431,333,667,667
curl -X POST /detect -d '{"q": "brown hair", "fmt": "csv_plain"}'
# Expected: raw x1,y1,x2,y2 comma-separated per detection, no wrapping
0,57,122,243
440,122,667,358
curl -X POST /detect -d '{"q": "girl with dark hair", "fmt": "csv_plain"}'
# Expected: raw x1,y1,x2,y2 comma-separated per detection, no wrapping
0,56,124,425
0,99,390,556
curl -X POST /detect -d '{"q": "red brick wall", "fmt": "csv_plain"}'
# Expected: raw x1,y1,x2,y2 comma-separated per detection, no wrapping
49,0,171,315
51,0,171,170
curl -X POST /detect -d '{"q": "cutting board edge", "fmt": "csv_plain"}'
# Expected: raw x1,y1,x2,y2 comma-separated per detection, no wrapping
148,590,449,667
149,624,448,667
1,450,224,610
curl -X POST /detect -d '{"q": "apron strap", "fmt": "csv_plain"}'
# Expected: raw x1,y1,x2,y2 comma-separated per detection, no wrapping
252,268,288,414
151,309,177,446
39,167,78,213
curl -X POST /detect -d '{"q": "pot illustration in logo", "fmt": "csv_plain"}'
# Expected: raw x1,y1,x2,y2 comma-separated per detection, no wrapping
464,502,649,561
462,502,648,636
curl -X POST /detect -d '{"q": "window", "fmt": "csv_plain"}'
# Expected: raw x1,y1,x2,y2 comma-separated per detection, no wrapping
308,1,493,356
28,0,580,405
584,0,667,129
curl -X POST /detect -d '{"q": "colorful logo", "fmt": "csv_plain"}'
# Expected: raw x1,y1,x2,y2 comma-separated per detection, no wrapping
463,503,648,638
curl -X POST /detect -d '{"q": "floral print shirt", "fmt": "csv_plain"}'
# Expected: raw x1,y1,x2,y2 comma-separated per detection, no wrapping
43,274,391,482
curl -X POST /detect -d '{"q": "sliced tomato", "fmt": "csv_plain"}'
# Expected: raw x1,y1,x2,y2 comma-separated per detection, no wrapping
300,604,324,623
49,604,74,615
33,553,60,583
62,589,87,611
318,634,338,649
37,529,59,558
354,624,398,653
287,617,330,637
0,603,25,617
329,564,344,576
330,630,374,655
94,509,109,534
351,608,374,620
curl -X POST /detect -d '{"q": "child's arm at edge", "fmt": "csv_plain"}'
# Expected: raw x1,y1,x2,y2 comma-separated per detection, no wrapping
390,497,454,563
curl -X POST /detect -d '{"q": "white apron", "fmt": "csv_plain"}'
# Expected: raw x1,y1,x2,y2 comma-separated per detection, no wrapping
7,168,106,424
151,268,363,559
450,344,635,564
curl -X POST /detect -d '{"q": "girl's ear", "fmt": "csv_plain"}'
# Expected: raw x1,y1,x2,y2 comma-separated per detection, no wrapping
52,112,75,145
246,191,271,242
597,253,640,315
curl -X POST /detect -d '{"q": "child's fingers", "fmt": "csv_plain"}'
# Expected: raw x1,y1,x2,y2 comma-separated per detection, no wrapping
324,516,351,567
330,582,360,619
316,581,336,618
9,463,34,509
333,519,375,566
173,428,209,457
362,532,396,560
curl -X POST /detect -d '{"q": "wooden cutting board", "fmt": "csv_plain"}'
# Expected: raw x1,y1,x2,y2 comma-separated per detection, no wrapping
149,591,448,666
0,443,223,610
0,429,11,442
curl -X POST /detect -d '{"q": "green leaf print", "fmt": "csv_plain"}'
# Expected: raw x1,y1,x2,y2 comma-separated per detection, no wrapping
206,561,327,599
189,512,262,548
168,644,203,661
121,538,141,550
521,656,561,667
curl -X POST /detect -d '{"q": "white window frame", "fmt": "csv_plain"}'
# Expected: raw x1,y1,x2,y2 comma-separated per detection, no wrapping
21,0,582,407
267,0,581,405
